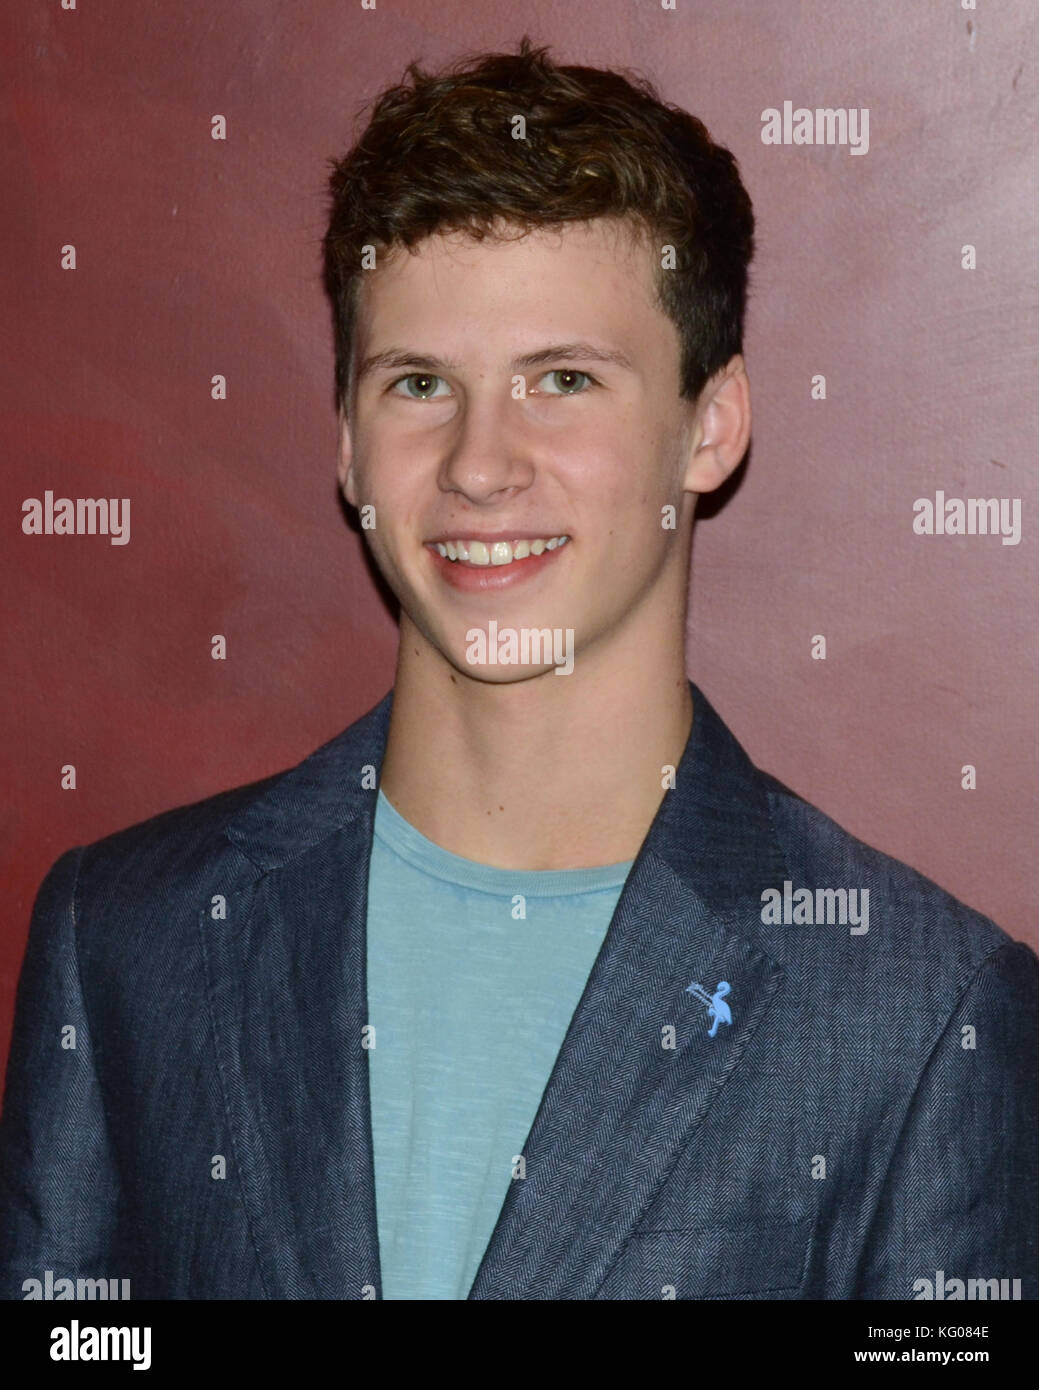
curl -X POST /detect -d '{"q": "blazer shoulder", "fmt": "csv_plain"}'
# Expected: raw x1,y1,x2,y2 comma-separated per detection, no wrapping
51,712,375,928
73,767,284,885
755,767,1028,979
66,686,391,889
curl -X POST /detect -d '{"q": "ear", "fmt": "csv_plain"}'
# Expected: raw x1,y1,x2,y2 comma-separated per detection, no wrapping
337,403,359,508
681,355,751,495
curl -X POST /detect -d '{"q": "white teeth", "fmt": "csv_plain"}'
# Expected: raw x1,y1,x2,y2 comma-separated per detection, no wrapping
433,535,569,566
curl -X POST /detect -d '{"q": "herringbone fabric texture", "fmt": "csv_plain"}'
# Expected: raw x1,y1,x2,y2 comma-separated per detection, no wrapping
1,683,1036,1299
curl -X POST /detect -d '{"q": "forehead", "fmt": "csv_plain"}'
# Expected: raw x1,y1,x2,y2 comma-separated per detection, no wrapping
351,218,675,365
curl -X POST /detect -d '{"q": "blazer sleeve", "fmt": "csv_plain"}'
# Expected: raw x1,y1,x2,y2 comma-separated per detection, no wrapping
854,939,1039,1299
0,846,121,1299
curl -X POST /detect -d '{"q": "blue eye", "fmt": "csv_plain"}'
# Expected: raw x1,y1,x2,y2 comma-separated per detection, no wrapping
392,374,448,399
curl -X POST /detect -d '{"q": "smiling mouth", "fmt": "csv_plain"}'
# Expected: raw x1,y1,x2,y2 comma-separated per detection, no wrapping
430,536,570,568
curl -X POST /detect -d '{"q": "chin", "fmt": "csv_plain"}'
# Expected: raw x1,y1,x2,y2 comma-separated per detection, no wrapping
454,662,564,686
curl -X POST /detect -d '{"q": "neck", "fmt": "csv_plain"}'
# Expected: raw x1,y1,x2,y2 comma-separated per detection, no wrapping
378,605,694,871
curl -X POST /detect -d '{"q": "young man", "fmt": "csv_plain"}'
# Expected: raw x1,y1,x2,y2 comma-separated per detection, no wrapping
2,40,1037,1302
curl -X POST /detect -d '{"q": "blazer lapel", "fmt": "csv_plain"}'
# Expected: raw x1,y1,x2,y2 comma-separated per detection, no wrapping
468,682,791,1299
201,692,394,1299
201,679,790,1301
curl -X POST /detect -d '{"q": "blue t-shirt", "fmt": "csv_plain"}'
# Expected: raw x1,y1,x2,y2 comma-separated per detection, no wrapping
366,788,634,1299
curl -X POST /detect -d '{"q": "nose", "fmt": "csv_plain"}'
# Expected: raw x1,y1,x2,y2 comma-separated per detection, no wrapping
438,383,535,504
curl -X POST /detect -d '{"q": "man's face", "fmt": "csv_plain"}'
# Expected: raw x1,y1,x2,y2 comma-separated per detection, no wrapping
338,217,709,684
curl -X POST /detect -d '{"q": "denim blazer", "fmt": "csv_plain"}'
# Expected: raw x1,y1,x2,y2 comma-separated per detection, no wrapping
2,682,1037,1299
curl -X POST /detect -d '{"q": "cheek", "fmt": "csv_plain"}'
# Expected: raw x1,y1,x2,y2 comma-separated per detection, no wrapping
350,441,415,517
569,433,673,519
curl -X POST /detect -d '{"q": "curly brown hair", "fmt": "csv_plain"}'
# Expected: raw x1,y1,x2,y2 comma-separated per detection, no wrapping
322,36,754,411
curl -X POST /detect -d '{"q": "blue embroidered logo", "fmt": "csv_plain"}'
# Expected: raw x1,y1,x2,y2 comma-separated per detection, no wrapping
685,980,733,1037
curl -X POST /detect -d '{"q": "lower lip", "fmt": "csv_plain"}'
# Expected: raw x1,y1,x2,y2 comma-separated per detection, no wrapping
426,542,570,592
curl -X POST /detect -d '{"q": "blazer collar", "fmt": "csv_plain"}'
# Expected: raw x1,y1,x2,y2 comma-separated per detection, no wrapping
210,681,791,1299
223,689,395,870
225,680,788,928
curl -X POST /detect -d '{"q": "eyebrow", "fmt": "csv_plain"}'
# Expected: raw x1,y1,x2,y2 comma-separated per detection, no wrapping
353,341,636,383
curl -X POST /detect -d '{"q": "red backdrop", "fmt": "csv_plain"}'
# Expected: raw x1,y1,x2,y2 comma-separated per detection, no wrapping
3,0,1037,1092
